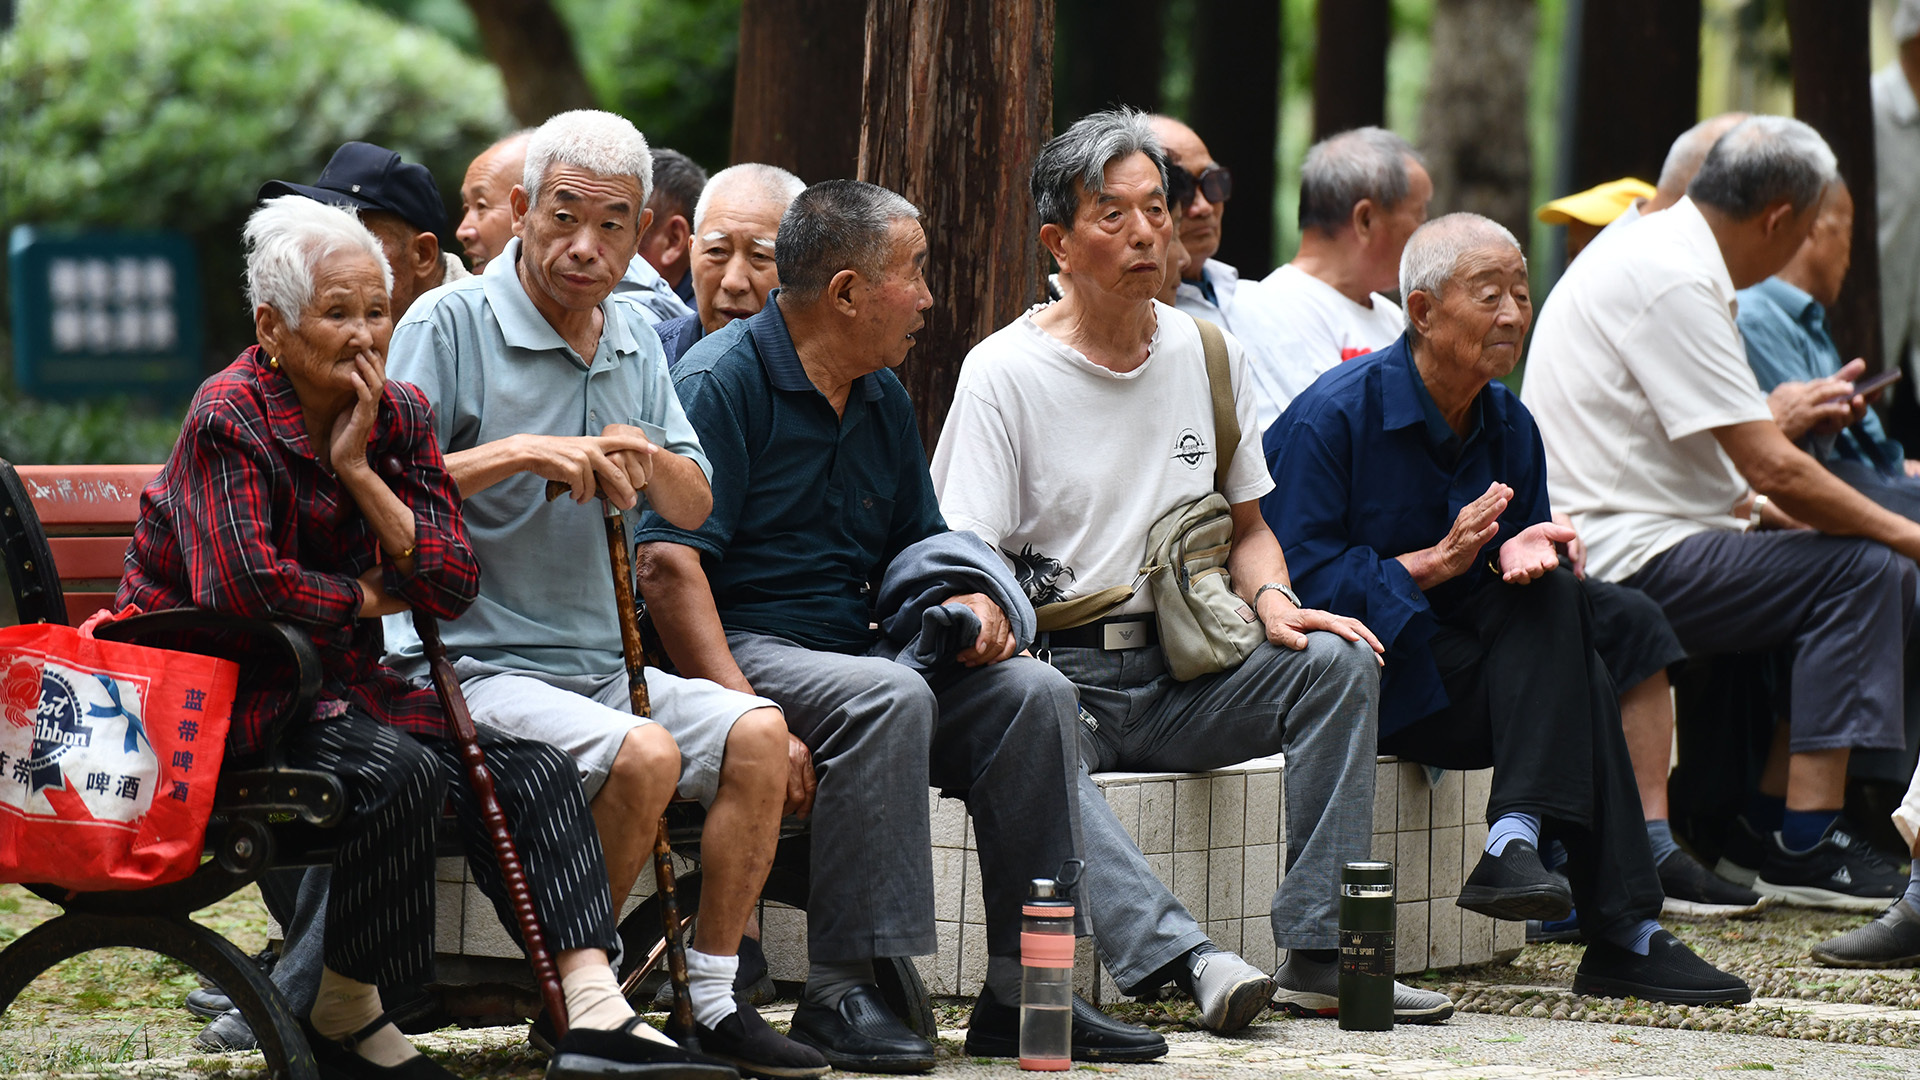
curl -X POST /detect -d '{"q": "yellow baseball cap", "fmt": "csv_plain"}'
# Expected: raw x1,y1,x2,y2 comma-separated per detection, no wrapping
1536,178,1657,227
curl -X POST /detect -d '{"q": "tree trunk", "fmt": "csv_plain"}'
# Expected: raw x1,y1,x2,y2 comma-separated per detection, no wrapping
1566,0,1700,191
1418,0,1535,250
1052,0,1162,129
859,0,1054,453
1787,0,1883,374
1188,0,1281,277
731,0,866,180
460,0,598,126
1313,0,1390,141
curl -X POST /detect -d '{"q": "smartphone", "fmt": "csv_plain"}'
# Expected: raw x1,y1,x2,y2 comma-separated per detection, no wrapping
1826,368,1902,403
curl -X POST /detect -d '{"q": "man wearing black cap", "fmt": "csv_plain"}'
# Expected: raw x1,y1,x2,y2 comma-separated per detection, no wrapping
259,140,467,319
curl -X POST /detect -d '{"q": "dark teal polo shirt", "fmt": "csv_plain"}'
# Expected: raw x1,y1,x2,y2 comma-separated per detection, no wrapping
634,296,947,652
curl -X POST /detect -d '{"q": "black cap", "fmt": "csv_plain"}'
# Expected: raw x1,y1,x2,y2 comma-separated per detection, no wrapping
258,141,447,236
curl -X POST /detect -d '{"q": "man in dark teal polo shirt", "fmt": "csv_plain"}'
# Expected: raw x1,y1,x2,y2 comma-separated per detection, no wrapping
636,180,1167,1072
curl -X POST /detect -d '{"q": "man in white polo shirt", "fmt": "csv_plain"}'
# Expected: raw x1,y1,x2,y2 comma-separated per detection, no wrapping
1524,115,1920,913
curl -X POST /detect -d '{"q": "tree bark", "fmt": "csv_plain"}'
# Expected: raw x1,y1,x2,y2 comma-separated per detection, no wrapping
1418,0,1535,250
461,0,598,126
731,0,866,180
859,0,1054,453
1052,0,1162,128
1787,0,1883,374
1188,0,1281,277
1313,0,1390,142
1566,0,1700,191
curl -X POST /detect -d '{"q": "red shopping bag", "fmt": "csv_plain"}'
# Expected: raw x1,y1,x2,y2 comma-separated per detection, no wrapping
0,623,238,890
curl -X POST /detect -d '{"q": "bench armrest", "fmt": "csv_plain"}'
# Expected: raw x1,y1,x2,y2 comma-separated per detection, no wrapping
93,608,322,767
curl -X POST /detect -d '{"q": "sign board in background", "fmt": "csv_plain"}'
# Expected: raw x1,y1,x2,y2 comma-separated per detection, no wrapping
8,227,203,402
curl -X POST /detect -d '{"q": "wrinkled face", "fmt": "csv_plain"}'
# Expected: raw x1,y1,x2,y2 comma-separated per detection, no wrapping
1155,121,1227,268
457,144,525,271
1414,244,1531,382
1796,184,1854,308
1055,152,1172,305
514,165,647,314
361,212,428,318
1368,160,1433,291
859,219,933,370
690,195,786,335
269,249,392,403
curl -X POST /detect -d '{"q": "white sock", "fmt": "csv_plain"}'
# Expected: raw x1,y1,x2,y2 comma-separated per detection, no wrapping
685,948,741,1028
562,962,673,1044
311,967,418,1067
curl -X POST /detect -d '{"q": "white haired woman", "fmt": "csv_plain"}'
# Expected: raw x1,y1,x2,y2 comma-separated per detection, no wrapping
117,196,731,1080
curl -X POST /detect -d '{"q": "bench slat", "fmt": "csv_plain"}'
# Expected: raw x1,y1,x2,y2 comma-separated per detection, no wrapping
47,536,132,581
61,592,118,627
15,465,157,529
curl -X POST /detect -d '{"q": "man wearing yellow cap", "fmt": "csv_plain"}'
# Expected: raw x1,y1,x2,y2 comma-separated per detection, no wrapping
1538,178,1656,261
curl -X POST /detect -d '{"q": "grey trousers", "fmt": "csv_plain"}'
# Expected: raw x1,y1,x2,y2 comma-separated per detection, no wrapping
1826,458,1920,784
726,631,1083,964
1048,633,1381,992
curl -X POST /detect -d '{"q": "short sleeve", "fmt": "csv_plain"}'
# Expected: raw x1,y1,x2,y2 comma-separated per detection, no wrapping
387,310,462,453
1622,282,1772,441
929,380,1022,554
1222,329,1279,505
633,367,746,558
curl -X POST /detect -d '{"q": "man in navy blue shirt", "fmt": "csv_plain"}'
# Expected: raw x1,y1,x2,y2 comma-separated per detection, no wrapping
1265,213,1748,1006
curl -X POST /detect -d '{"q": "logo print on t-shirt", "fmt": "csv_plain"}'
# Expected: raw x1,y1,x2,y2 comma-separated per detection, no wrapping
1340,346,1372,361
1008,544,1077,605
1172,429,1210,469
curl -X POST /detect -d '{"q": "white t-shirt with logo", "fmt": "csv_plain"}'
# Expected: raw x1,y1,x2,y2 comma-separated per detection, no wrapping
931,301,1275,615
1248,263,1406,431
1520,197,1771,582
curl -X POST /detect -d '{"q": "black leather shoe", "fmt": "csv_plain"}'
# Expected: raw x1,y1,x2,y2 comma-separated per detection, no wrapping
1812,898,1920,968
1458,840,1574,922
187,987,233,1018
548,1017,741,1080
300,1017,462,1080
196,1008,257,1053
962,985,1167,1063
1571,930,1750,1005
695,1007,829,1080
789,984,935,1074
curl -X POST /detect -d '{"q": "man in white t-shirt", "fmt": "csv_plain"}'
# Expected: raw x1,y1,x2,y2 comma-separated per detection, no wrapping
1248,127,1429,428
934,109,1456,1026
1524,115,1920,912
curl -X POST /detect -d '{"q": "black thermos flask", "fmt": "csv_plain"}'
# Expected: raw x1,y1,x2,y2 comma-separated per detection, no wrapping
1337,860,1396,1031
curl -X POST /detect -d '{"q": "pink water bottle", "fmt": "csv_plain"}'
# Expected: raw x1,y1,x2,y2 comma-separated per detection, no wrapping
1019,861,1080,1071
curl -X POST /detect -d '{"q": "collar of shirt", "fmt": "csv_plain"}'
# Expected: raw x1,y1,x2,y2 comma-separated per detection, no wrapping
1380,339,1485,462
1749,275,1829,338
250,346,325,461
480,237,641,369
748,290,885,403
1178,258,1240,314
1878,63,1920,127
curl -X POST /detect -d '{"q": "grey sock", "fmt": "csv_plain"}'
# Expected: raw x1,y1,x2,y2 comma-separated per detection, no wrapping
985,956,1023,1004
1645,819,1681,864
803,959,876,1008
1905,862,1920,909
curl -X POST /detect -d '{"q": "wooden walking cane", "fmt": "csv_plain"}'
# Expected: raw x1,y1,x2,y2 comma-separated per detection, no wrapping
548,479,699,1045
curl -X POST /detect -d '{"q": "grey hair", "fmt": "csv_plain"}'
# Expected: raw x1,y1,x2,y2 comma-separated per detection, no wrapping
648,148,709,219
694,164,807,234
1656,113,1747,198
775,179,920,305
1899,0,1920,43
1298,127,1426,233
1030,108,1169,230
1687,115,1838,220
523,110,654,211
1399,212,1525,330
245,195,392,327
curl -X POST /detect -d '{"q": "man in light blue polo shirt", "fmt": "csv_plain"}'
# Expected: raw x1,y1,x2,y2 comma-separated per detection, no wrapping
384,109,825,1079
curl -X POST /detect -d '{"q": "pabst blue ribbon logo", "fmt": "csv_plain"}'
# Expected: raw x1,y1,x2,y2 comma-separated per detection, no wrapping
0,657,154,824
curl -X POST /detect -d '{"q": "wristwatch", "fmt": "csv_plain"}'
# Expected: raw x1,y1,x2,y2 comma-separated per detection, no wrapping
1254,581,1300,613
1747,494,1771,531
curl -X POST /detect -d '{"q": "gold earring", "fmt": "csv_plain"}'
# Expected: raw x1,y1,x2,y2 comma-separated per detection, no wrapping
268,356,280,370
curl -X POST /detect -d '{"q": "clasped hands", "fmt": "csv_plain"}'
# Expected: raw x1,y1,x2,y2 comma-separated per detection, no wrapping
527,424,662,510
1398,481,1576,590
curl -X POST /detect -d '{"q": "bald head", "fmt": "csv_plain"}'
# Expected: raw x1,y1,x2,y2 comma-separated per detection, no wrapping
1648,113,1748,212
457,130,532,270
1148,114,1228,271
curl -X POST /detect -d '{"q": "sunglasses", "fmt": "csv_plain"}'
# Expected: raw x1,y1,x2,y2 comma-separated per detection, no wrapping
1187,165,1232,204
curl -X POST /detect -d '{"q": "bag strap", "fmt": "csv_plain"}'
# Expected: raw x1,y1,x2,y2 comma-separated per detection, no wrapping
1033,585,1135,632
1195,317,1239,494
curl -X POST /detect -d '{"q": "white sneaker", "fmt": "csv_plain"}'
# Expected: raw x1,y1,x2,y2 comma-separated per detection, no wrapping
1174,945,1275,1033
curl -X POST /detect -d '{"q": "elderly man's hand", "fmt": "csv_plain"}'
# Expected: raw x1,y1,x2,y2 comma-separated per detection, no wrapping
1551,511,1587,578
1397,481,1510,589
784,734,817,818
599,422,661,496
1498,520,1577,584
1256,589,1385,664
520,432,659,509
947,592,1018,666
1769,359,1865,441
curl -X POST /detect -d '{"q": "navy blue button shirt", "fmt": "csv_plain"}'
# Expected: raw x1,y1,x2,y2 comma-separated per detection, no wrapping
634,296,948,653
1262,335,1551,735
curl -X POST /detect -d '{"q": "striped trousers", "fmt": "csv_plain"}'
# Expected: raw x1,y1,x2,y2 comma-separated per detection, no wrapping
286,710,617,985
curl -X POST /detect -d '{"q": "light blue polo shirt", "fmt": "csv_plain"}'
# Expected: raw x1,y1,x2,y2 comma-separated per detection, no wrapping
382,238,712,678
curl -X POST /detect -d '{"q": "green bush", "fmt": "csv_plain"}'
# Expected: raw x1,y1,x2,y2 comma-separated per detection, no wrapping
1,0,514,368
0,388,182,465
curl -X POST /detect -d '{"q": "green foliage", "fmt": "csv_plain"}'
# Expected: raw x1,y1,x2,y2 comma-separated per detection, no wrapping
0,387,182,465
1,0,514,367
559,0,742,170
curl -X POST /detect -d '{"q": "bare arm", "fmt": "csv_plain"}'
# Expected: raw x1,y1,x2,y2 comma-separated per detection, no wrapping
1226,500,1384,657
633,541,754,694
1715,419,1920,560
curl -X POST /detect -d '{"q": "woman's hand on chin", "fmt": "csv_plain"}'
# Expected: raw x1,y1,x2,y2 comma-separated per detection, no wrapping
329,352,386,475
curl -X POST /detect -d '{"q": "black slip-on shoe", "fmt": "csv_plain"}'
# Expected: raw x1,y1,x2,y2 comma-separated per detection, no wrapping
788,985,934,1074
1812,898,1920,968
1458,840,1573,922
548,1017,742,1080
1714,815,1766,887
1755,820,1907,913
1570,930,1750,1006
1657,849,1772,919
186,987,233,1019
962,985,1166,1063
693,1008,830,1080
300,1018,463,1080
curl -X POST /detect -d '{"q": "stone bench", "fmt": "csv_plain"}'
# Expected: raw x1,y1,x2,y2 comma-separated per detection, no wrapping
425,756,1522,1001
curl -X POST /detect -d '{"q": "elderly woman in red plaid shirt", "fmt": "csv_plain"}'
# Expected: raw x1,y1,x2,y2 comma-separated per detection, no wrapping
118,196,735,1080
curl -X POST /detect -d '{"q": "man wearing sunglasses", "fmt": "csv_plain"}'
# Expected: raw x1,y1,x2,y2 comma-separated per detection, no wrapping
1149,116,1237,313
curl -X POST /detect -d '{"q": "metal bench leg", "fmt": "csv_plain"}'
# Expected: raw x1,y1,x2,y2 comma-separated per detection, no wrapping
653,814,697,1045
0,911,317,1080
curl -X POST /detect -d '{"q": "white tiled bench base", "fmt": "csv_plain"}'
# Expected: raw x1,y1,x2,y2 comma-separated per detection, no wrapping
419,756,1521,999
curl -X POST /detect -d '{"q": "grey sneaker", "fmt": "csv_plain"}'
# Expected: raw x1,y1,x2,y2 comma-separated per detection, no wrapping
1269,951,1454,1024
1172,944,1274,1033
1812,898,1920,968
195,1008,257,1053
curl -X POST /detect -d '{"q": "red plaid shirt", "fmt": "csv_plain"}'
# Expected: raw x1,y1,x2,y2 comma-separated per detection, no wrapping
118,346,480,757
